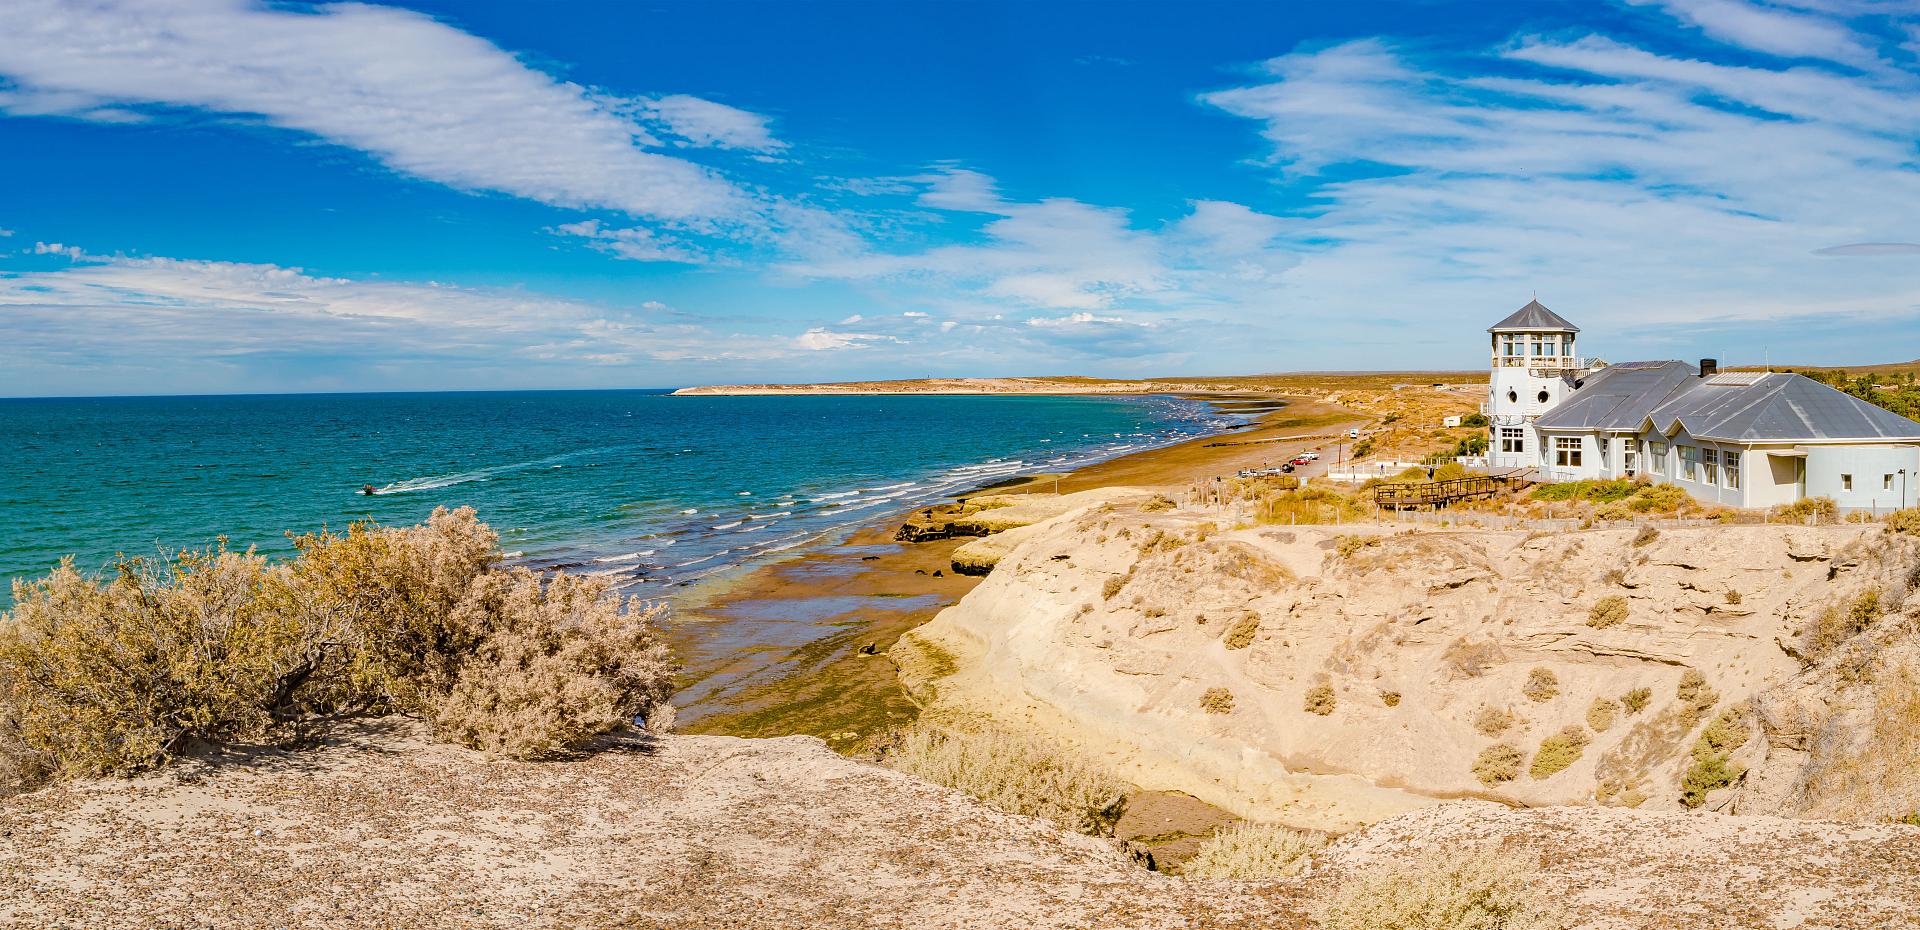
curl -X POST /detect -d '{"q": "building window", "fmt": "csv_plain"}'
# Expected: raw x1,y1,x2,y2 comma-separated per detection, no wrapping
1596,436,1609,468
1562,335,1575,356
1702,448,1718,485
1554,436,1582,468
1886,474,1896,492
1499,427,1524,453
1623,438,1640,473
1649,441,1668,472
1679,445,1697,481
1843,474,1853,492
1725,452,1740,489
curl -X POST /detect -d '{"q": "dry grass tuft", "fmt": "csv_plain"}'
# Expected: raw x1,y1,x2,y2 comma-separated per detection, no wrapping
1808,589,1882,658
886,723,1127,836
1676,670,1718,727
1446,637,1504,679
1179,822,1328,880
1474,743,1524,785
1799,659,1920,821
1586,595,1629,629
1304,684,1337,716
1529,725,1592,780
1222,613,1260,650
1201,687,1236,715
1139,494,1178,512
1631,525,1661,547
1522,667,1560,703
1380,690,1402,707
1586,698,1620,733
1334,534,1382,559
1622,687,1652,715
1474,705,1514,737
1102,574,1128,600
1314,851,1570,930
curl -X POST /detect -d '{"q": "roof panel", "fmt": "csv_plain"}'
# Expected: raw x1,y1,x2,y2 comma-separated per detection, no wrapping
1488,299,1580,333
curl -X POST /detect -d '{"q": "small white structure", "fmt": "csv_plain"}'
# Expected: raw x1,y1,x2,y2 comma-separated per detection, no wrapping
1442,415,1462,428
1483,300,1920,511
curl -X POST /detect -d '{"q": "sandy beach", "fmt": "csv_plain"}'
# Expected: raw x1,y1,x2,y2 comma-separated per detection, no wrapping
667,393,1361,742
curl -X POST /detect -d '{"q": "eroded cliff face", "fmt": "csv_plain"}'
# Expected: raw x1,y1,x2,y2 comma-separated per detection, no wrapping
907,503,1914,830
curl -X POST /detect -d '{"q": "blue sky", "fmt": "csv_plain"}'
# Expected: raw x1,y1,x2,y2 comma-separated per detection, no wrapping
1,0,1918,395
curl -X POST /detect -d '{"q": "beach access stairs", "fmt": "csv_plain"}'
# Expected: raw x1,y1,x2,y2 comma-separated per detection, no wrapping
1371,471,1530,510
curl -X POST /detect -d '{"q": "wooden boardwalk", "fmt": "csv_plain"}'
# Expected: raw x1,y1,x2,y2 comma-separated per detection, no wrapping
1372,473,1527,510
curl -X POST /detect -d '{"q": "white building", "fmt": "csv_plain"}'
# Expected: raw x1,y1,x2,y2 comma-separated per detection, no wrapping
1484,300,1920,511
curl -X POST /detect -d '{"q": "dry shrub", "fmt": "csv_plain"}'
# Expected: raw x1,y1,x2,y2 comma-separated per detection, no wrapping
0,507,675,787
1380,690,1402,707
1474,705,1514,737
1586,595,1629,629
1522,667,1560,703
1529,725,1591,780
1180,822,1327,880
1627,483,1689,514
1334,534,1382,559
1808,589,1882,657
1315,851,1569,930
429,569,672,759
1888,508,1920,535
1725,588,1743,605
1775,496,1838,523
1304,684,1337,716
1676,669,1718,727
1102,571,1131,600
1223,613,1260,649
1622,687,1652,715
1799,659,1920,821
1681,706,1750,808
1139,495,1178,512
1586,698,1620,732
1631,525,1660,547
1201,687,1236,715
1474,743,1524,785
1446,638,1504,679
1256,487,1371,526
886,723,1127,836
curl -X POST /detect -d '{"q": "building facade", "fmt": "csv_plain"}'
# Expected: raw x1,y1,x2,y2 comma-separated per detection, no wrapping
1483,301,1920,510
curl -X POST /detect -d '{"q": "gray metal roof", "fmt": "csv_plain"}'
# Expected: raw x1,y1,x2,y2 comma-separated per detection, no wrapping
1533,360,1698,432
1488,299,1580,333
1536,363,1920,443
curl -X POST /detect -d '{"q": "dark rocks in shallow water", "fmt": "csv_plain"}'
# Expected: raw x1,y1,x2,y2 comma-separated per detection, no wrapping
932,570,944,578
857,643,880,656
861,555,880,561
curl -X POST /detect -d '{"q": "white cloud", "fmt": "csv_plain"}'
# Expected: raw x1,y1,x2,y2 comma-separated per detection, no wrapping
1026,312,1133,328
1196,32,1920,346
31,241,83,259
0,0,747,224
793,327,895,351
902,310,928,317
551,219,709,264
1815,242,1920,255
0,251,826,389
1624,0,1879,64
0,227,14,237
642,94,785,153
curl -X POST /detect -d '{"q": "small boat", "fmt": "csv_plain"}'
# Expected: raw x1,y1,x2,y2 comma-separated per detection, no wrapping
361,484,377,496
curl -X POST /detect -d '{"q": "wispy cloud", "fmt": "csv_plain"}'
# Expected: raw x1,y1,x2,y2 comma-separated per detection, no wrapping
0,0,753,225
1624,0,1881,64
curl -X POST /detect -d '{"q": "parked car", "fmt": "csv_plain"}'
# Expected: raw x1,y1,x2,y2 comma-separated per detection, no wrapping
1302,451,1320,461
1289,456,1312,466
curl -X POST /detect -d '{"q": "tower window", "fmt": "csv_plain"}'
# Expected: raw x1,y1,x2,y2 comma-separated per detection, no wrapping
1536,389,1550,403
1507,389,1518,403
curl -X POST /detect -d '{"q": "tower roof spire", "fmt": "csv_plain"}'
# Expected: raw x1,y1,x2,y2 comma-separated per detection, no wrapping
1488,298,1579,334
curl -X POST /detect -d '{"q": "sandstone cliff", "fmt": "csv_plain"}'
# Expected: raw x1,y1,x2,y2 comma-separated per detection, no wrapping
906,503,1916,829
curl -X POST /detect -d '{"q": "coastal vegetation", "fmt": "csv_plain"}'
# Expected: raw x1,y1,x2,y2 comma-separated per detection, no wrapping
1314,852,1570,930
884,721,1128,836
0,507,674,792
1178,822,1326,879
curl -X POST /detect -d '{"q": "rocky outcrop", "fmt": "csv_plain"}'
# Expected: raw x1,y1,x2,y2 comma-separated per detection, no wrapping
908,509,1905,829
4,718,1917,930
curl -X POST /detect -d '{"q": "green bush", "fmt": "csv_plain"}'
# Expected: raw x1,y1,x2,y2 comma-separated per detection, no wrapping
1626,483,1688,513
1532,479,1638,503
1682,707,1751,808
1529,725,1592,779
1462,413,1489,428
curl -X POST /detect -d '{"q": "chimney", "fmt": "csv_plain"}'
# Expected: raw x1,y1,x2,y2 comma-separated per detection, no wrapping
1699,358,1718,379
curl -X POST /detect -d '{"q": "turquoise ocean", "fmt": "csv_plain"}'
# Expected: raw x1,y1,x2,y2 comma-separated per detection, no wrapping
0,391,1231,604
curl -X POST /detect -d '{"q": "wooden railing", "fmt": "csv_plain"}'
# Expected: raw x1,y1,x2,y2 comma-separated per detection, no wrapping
1372,474,1526,510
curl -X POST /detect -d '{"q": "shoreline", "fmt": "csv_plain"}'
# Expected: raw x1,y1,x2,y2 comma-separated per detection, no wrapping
666,393,1364,743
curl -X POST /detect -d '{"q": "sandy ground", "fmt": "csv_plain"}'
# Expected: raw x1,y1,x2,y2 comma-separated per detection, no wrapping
5,720,1916,930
